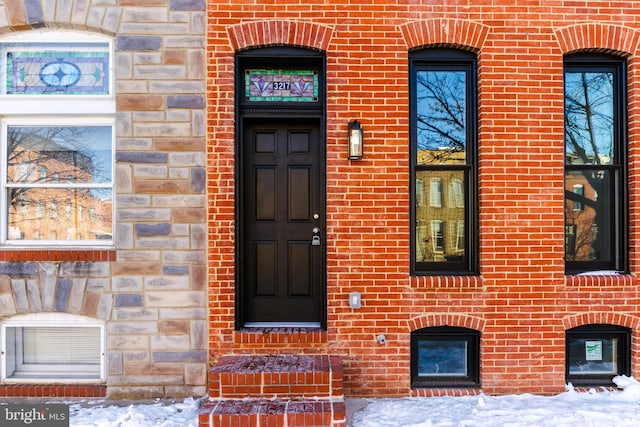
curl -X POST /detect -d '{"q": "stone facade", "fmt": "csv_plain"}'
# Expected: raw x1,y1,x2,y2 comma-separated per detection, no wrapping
0,0,207,398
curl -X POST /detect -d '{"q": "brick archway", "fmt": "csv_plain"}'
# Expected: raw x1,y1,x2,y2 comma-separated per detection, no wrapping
408,313,485,333
554,23,640,55
562,312,640,330
227,20,334,52
399,18,490,51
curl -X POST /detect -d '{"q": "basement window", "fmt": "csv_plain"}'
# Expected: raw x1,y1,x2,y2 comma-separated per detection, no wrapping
411,326,480,388
1,313,105,382
566,324,630,387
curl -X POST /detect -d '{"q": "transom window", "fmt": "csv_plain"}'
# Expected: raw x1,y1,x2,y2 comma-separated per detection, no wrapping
566,324,630,386
564,53,627,273
0,31,114,247
411,326,480,388
410,49,478,274
1,313,105,382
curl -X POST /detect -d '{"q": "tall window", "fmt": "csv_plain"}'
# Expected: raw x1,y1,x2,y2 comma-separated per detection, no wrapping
564,54,626,273
411,49,477,274
0,31,114,246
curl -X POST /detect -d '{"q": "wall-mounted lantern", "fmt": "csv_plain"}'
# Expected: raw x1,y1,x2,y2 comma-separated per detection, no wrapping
348,120,363,160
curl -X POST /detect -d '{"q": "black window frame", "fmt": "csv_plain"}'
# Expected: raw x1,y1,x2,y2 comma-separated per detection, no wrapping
564,53,628,274
409,49,478,275
565,324,630,387
410,326,480,388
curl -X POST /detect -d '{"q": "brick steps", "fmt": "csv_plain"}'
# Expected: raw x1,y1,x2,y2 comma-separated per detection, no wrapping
199,354,345,427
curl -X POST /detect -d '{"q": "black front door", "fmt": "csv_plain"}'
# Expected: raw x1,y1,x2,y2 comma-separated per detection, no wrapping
241,118,324,325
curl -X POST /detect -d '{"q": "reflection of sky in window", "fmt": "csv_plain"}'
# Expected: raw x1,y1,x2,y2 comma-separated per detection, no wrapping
416,71,466,153
565,72,614,164
9,125,112,183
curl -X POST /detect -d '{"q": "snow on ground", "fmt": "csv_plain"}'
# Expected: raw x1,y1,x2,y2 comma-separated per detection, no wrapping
69,397,201,427
351,376,640,427
65,376,640,426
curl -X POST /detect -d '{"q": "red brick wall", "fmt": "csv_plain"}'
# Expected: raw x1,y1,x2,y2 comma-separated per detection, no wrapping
206,1,640,396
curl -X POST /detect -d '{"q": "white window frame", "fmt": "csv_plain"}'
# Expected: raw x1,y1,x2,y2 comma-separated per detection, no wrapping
0,30,115,248
1,313,106,383
0,30,115,113
0,117,115,246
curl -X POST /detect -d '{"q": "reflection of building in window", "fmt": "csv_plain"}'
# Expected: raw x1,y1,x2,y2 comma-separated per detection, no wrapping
416,178,425,206
416,165,466,263
572,184,584,210
430,220,444,255
5,125,113,243
429,178,443,207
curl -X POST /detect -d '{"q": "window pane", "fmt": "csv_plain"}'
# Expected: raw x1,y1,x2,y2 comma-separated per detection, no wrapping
7,125,112,184
416,70,466,165
7,187,112,241
416,170,465,263
564,169,611,262
565,71,614,165
568,338,618,374
418,340,467,376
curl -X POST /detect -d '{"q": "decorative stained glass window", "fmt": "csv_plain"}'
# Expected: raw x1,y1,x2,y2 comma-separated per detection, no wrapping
245,69,318,102
0,43,110,95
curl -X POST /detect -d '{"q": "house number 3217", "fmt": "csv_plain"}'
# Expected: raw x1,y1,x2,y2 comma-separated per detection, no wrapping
272,81,290,90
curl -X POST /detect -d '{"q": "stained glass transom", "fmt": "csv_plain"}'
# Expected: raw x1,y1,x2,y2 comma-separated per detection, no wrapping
245,69,318,102
1,43,110,95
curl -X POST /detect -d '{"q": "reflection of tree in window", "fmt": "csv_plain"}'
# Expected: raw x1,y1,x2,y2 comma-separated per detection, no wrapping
564,56,624,271
5,125,112,242
412,50,476,273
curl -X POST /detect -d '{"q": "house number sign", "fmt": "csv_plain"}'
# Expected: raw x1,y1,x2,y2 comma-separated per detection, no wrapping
245,69,318,102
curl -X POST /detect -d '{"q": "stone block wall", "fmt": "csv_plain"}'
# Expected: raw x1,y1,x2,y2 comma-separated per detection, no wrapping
0,0,207,398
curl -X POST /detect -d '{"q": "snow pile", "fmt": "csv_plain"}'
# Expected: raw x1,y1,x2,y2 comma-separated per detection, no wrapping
351,376,640,427
69,396,201,427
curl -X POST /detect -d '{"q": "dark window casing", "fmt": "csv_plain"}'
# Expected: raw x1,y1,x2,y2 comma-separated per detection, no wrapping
411,326,480,388
565,324,630,386
564,53,627,274
410,49,478,275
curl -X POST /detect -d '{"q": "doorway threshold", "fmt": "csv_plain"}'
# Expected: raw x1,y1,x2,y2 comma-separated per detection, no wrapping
243,322,321,328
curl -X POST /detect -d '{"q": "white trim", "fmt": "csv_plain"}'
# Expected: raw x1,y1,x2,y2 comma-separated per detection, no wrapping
0,117,115,246
1,313,106,383
0,99,115,115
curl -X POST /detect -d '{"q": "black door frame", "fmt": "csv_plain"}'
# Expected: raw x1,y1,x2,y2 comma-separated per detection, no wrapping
234,47,327,330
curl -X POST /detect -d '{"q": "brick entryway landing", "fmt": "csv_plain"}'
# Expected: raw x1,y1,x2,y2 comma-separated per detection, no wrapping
199,354,346,426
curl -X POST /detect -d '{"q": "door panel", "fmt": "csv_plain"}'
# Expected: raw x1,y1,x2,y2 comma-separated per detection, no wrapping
242,118,323,324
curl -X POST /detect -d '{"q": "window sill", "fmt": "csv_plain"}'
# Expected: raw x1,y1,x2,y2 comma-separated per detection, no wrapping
0,249,115,262
565,273,636,287
411,275,483,289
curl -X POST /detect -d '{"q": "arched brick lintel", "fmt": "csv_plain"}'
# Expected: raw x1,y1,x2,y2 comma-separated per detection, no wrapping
399,19,490,52
228,20,334,52
408,314,486,333
554,23,640,56
0,0,120,35
562,312,640,330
